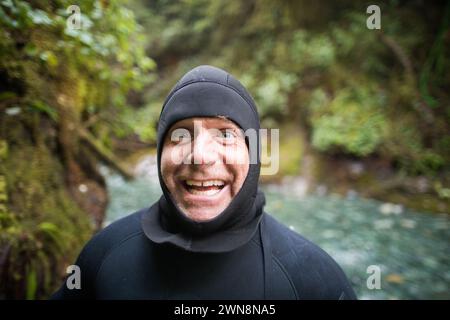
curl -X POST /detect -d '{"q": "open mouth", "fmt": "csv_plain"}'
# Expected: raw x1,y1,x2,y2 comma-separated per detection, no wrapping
182,179,226,196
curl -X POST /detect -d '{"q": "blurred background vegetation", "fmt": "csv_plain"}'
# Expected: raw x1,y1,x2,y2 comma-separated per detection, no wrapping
0,0,449,299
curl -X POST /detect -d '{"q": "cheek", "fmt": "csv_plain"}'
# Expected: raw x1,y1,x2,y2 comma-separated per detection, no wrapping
161,146,177,185
161,144,188,170
236,164,249,182
228,144,249,186
223,142,249,165
227,163,249,197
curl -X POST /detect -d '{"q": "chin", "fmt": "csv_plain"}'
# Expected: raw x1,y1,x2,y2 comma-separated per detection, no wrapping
182,206,225,222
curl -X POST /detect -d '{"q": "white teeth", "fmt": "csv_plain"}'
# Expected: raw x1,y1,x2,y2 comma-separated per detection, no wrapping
203,180,214,187
189,188,221,196
186,180,202,187
185,180,225,187
202,180,225,187
184,179,226,196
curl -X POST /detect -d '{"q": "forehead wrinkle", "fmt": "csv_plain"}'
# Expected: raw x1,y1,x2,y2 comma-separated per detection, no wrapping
169,116,240,130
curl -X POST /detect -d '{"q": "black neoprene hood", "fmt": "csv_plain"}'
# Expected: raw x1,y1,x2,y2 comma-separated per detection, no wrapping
141,65,266,253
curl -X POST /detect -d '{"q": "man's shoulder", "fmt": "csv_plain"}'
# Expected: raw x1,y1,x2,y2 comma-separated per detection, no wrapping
84,208,147,255
264,213,356,299
264,213,334,262
50,208,149,299
73,208,148,277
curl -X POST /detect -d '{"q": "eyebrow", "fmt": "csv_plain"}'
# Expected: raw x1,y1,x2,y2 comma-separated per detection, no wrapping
169,121,194,130
170,118,239,129
203,118,239,128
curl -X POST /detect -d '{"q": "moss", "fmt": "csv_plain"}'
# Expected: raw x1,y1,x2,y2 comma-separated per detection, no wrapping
318,162,450,214
0,140,8,159
275,125,304,177
0,125,93,299
381,193,448,214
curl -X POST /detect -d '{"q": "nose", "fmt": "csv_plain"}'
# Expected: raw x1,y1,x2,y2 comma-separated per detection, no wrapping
190,129,220,165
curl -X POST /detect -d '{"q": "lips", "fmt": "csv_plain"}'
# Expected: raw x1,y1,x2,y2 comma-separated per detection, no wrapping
183,179,226,196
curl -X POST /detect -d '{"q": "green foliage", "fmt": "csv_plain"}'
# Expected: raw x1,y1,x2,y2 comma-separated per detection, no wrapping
25,267,37,300
0,0,156,134
309,88,387,156
29,100,58,120
135,0,449,176
121,101,161,142
0,138,92,299
277,127,304,176
0,0,155,299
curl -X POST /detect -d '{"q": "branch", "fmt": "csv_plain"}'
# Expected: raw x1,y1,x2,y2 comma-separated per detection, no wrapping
378,32,434,124
77,127,134,180
379,33,414,78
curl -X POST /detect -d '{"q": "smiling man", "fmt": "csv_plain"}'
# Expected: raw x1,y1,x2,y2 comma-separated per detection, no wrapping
161,117,250,222
51,65,356,300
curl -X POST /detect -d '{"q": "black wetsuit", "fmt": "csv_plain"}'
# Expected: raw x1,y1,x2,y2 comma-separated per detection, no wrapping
51,65,356,300
51,207,355,299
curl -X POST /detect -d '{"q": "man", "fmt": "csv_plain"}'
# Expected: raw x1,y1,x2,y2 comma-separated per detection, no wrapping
52,65,356,299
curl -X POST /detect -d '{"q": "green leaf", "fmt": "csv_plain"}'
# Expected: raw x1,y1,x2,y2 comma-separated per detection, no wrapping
27,9,52,25
26,267,37,300
28,101,58,121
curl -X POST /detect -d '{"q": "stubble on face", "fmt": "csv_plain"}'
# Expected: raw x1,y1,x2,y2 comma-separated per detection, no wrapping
161,117,249,222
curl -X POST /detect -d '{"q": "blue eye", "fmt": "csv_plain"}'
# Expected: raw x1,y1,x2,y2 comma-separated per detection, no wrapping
218,129,236,143
171,129,191,143
222,131,234,138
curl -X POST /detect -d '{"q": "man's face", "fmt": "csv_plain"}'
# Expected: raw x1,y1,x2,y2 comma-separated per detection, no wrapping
161,117,249,222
